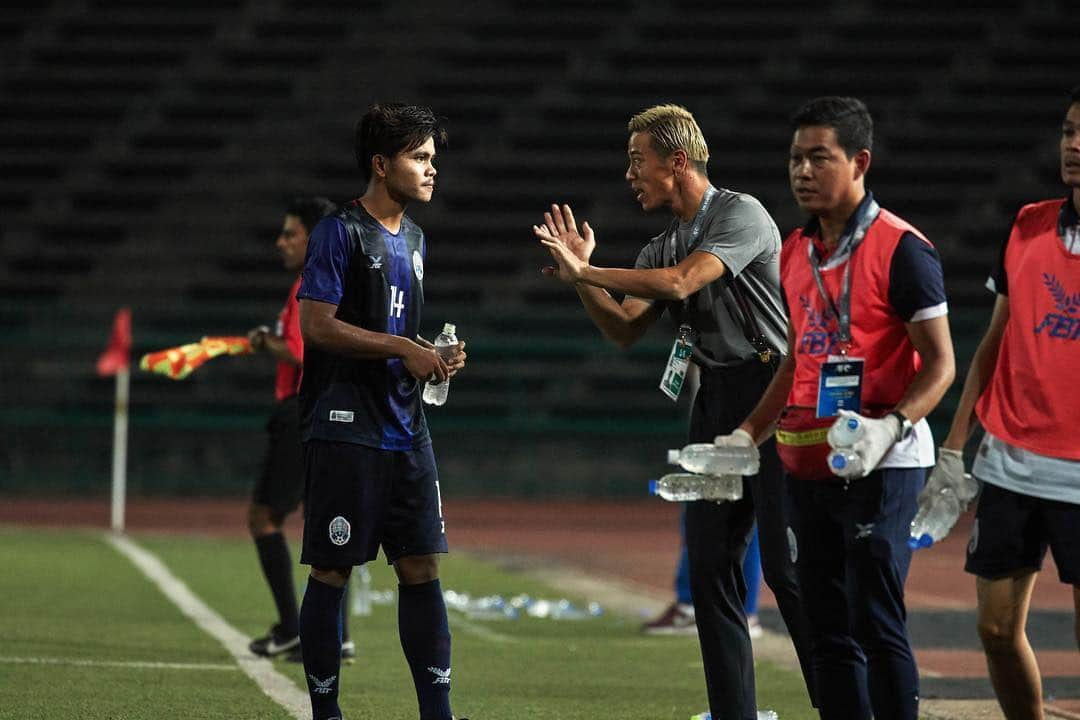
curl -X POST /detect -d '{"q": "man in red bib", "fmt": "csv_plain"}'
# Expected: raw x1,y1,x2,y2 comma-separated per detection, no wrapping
719,97,956,720
931,86,1080,720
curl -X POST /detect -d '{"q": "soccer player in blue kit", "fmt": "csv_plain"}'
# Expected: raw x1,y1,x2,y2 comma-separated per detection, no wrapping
296,103,467,720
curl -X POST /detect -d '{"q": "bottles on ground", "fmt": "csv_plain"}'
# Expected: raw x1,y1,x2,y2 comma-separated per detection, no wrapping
351,564,372,616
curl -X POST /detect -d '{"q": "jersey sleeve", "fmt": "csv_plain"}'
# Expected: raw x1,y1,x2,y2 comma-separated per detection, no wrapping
985,223,1013,296
297,217,351,305
888,232,948,322
696,196,775,278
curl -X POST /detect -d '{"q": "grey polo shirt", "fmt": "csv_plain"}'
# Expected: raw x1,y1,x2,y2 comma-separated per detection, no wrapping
634,186,788,370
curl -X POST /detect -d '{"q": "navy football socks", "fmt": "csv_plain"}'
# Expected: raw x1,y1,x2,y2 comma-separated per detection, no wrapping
300,576,345,720
340,583,351,643
398,579,453,720
255,532,299,637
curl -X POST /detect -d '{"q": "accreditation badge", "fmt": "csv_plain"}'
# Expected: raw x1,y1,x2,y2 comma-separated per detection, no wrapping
816,356,864,417
659,334,693,402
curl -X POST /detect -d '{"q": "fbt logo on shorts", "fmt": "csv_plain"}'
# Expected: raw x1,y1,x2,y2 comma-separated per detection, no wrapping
1035,274,1080,341
329,516,351,546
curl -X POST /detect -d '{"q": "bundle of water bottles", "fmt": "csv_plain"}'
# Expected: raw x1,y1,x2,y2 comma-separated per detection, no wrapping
826,415,979,549
653,414,980,549
650,442,759,503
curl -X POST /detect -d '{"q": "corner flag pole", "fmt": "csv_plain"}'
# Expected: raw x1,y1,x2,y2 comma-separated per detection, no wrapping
97,307,132,533
111,366,130,532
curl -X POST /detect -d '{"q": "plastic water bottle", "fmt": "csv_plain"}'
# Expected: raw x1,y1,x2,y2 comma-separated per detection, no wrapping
828,448,865,478
909,486,963,549
691,711,778,720
422,323,457,406
351,564,372,616
828,415,864,448
668,444,759,476
650,473,743,502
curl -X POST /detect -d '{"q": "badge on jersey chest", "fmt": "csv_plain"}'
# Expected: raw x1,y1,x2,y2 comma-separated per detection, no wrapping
816,356,864,417
412,250,424,282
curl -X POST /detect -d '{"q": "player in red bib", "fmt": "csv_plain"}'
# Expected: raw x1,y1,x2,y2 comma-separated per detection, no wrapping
932,86,1080,720
720,97,956,720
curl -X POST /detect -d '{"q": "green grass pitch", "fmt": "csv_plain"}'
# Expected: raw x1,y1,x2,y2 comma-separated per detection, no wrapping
1,526,815,719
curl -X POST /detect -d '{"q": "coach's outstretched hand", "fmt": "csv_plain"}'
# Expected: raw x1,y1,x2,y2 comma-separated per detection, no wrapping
534,203,595,282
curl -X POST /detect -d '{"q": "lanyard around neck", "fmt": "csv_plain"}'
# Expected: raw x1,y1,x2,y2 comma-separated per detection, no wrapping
670,185,719,253
806,198,880,349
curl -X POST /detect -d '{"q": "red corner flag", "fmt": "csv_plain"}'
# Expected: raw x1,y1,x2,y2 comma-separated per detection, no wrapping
96,308,132,377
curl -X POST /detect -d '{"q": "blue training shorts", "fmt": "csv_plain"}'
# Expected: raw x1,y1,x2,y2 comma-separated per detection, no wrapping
300,439,448,568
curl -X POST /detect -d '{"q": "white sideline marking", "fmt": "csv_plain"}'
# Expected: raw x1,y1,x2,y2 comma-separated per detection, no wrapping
447,614,515,643
0,656,238,671
106,533,308,719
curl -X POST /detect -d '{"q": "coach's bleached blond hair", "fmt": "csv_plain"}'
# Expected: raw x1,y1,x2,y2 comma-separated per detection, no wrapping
628,104,709,170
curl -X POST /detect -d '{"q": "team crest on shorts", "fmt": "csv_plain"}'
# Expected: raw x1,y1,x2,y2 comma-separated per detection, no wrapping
412,250,424,282
786,526,798,564
329,516,351,546
968,518,979,556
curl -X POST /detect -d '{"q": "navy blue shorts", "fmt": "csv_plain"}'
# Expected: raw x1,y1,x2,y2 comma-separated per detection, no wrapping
300,439,448,568
965,480,1080,585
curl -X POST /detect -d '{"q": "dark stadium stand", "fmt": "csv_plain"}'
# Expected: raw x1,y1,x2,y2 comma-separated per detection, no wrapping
1,0,1074,495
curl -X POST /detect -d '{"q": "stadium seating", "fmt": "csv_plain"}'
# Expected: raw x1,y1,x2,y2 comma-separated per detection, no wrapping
0,0,1073,494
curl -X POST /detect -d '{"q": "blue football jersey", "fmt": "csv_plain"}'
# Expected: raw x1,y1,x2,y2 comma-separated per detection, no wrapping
297,200,430,450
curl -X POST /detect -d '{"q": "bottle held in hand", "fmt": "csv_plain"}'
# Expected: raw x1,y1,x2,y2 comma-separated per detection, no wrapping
650,473,743,502
422,323,458,406
667,444,759,476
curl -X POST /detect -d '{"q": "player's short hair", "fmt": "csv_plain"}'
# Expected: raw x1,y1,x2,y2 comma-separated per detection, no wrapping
1069,84,1080,108
286,196,337,234
355,103,448,183
790,96,874,158
627,104,709,174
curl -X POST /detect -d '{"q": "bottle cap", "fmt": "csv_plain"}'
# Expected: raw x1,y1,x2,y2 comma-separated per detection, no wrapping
907,533,933,550
666,449,679,465
648,479,658,495
830,453,847,470
845,417,859,431
442,323,456,335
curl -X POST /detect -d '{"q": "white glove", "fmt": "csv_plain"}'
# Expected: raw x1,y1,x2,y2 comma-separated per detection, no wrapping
921,447,979,505
830,410,901,479
713,428,760,471
714,427,756,448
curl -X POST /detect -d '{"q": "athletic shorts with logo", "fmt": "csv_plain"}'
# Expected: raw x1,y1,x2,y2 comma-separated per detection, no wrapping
252,395,304,515
965,480,1080,584
300,439,448,568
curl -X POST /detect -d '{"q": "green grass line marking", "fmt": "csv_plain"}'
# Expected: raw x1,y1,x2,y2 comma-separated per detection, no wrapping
0,656,239,671
105,532,309,719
